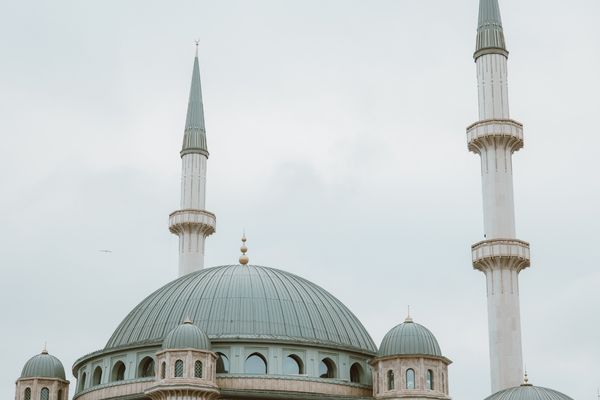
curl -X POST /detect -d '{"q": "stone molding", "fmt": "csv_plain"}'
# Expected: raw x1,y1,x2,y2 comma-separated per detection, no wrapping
471,239,531,273
466,119,524,155
168,209,216,236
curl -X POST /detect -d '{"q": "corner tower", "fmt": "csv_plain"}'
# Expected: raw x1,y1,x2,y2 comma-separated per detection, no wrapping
169,46,216,276
467,0,530,392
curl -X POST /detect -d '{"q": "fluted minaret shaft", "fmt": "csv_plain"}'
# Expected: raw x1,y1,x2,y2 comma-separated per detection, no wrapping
468,0,530,393
169,49,216,277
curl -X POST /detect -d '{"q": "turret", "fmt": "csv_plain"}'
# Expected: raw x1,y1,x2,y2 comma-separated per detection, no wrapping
467,0,530,393
370,316,451,400
169,45,216,276
15,348,69,400
145,319,219,400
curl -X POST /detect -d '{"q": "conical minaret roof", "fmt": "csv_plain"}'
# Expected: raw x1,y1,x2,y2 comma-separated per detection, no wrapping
181,47,208,157
475,0,508,59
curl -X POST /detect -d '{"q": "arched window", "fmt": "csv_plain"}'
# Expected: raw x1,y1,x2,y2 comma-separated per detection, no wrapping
174,360,184,377
24,388,31,400
427,369,434,390
387,370,395,390
138,357,155,378
40,388,49,400
406,368,415,389
92,366,102,386
160,362,166,379
283,354,304,375
350,362,363,383
442,373,446,393
79,372,87,392
216,353,229,373
194,360,203,378
57,389,63,400
319,358,336,379
245,353,267,374
111,361,126,382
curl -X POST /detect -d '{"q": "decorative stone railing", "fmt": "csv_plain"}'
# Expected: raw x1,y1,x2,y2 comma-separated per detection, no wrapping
471,238,531,272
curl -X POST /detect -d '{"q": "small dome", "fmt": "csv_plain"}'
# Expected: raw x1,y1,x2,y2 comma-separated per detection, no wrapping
484,385,574,400
378,319,442,357
163,319,211,350
20,350,66,380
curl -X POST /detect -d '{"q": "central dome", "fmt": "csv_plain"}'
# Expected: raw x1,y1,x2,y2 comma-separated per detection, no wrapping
106,265,376,353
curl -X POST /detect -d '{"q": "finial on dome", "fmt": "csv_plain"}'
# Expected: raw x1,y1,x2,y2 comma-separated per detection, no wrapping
405,305,413,323
183,316,193,324
239,233,249,265
521,368,532,386
42,342,48,354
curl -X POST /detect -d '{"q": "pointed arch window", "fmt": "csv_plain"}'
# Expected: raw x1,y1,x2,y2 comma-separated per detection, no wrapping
79,372,87,392
160,362,166,379
350,362,363,383
138,357,155,378
57,389,63,400
92,366,102,386
194,360,203,378
387,370,395,390
284,354,304,375
174,360,184,377
216,353,229,373
40,388,49,400
319,358,336,379
111,361,126,382
245,353,267,374
427,369,434,390
24,388,31,400
406,368,415,389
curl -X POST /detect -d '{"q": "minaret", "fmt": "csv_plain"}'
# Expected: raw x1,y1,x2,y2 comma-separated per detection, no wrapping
169,45,216,276
467,0,530,393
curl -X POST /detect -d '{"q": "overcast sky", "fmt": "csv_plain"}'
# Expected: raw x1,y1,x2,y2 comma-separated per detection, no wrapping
1,0,599,399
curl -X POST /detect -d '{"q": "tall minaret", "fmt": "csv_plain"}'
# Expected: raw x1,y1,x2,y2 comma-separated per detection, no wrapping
467,0,531,393
169,45,216,276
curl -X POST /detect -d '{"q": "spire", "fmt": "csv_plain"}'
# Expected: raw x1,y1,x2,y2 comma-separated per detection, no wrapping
181,46,208,157
475,0,508,59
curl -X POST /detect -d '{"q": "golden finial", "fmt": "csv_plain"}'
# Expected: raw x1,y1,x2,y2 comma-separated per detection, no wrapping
239,233,249,265
522,367,531,386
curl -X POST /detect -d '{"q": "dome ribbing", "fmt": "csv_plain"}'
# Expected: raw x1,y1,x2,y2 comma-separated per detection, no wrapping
21,351,66,380
378,319,442,357
484,385,574,400
106,265,376,354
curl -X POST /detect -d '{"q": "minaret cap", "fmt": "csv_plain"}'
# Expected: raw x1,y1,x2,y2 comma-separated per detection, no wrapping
239,234,249,265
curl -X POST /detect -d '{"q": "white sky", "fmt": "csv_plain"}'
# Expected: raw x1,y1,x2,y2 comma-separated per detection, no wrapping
1,1,599,399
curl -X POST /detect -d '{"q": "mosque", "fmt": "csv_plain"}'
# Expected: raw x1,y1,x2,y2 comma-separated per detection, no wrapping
13,1,576,400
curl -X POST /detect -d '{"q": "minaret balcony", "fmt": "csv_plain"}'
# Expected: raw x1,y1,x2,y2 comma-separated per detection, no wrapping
169,209,216,235
471,238,530,272
467,119,524,154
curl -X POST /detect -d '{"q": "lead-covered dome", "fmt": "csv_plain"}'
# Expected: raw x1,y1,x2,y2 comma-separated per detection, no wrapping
21,351,66,380
378,318,442,357
107,265,376,353
163,320,211,350
484,385,574,400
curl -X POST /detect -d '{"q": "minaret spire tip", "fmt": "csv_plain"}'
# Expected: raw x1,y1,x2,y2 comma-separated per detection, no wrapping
194,39,199,57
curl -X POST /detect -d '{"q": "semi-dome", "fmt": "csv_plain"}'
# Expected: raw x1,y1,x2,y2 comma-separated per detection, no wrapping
21,350,66,380
107,265,376,354
163,319,211,350
378,317,442,357
484,384,574,400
